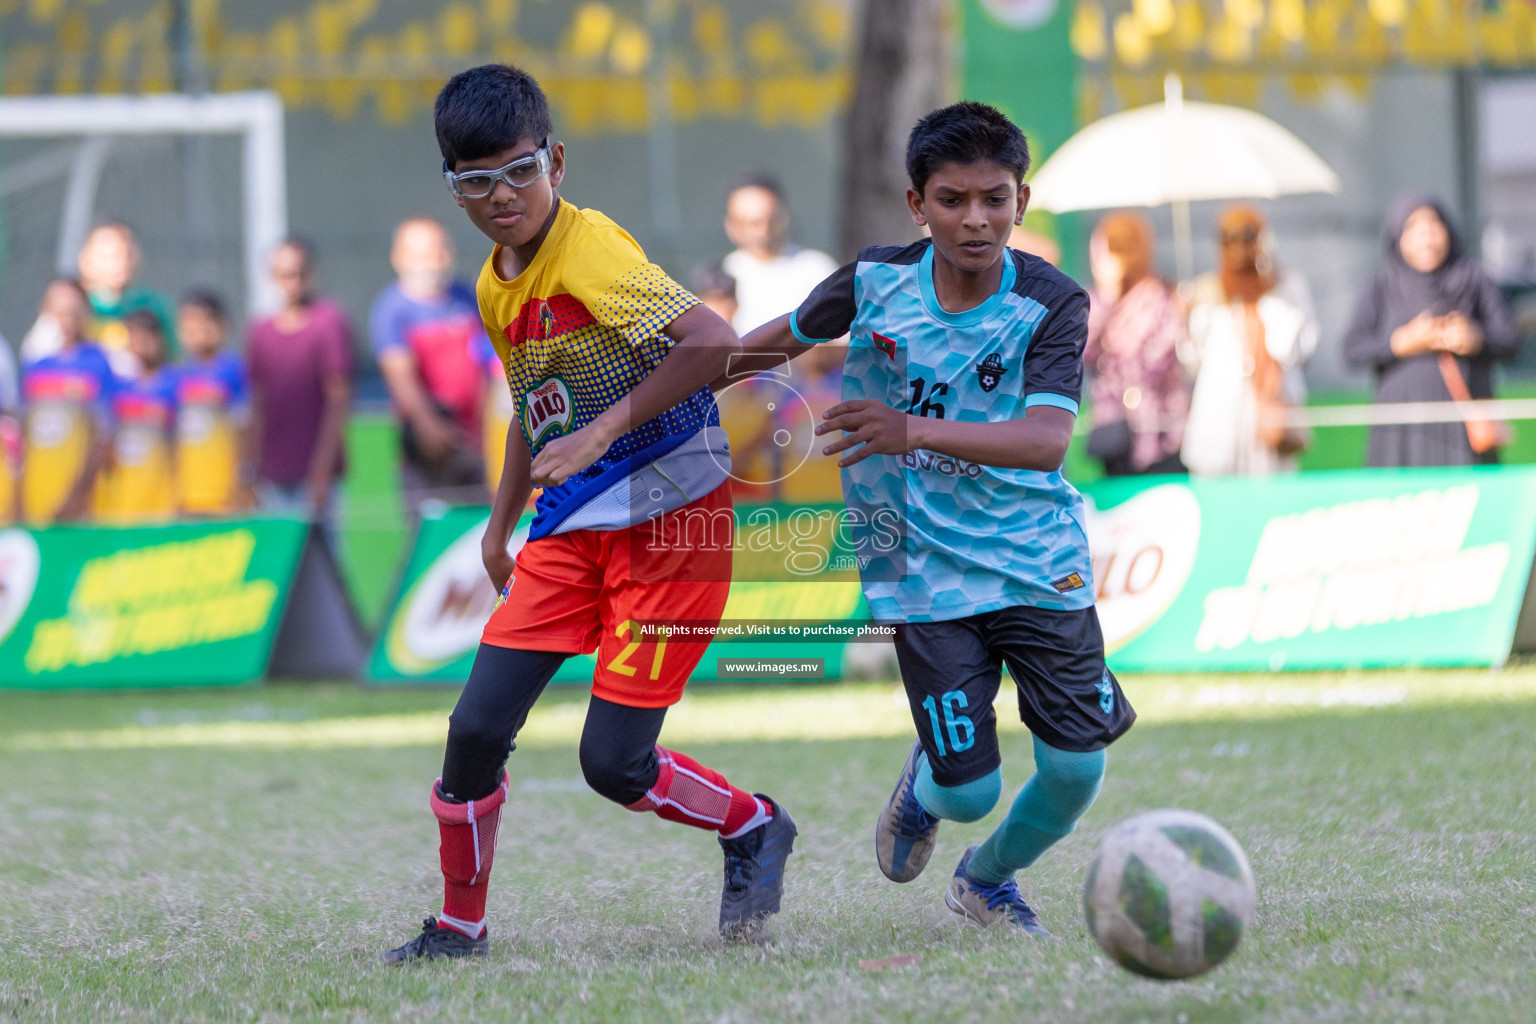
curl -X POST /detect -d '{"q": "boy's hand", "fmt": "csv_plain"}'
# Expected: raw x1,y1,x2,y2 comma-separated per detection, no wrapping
815,400,913,467
481,535,516,591
530,420,616,487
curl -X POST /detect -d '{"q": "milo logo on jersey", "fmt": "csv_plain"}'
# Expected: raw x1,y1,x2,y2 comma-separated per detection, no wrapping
523,376,574,447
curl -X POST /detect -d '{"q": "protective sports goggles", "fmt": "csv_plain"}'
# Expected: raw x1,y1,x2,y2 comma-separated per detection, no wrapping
443,145,552,199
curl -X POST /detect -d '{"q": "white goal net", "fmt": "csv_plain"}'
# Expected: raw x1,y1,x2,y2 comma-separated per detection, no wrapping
0,91,287,345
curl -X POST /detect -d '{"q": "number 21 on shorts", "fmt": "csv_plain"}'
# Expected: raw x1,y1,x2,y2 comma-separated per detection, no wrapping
922,690,975,757
606,619,667,679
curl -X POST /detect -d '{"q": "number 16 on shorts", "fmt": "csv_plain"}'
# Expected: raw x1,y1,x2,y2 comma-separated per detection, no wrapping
922,690,976,757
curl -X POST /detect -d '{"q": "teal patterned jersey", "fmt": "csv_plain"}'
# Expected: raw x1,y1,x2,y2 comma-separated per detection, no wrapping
790,241,1095,623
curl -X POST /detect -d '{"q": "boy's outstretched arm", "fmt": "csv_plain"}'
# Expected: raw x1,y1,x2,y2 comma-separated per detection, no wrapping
706,313,810,392
530,303,740,487
817,402,1076,474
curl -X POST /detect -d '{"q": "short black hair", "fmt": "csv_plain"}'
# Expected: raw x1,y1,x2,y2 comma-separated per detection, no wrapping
123,308,163,337
727,172,785,205
46,276,89,302
906,101,1030,195
690,263,736,300
180,288,226,323
435,64,552,168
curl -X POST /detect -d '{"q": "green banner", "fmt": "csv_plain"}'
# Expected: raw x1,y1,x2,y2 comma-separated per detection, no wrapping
0,518,309,688
1082,468,1536,671
369,468,1536,683
368,505,872,685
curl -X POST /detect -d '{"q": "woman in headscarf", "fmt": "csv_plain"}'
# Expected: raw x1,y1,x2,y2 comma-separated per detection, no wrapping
1083,212,1189,475
1179,204,1319,477
1344,192,1519,467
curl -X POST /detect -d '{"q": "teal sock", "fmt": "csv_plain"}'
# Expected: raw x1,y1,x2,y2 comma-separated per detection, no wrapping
913,751,1001,823
967,736,1105,885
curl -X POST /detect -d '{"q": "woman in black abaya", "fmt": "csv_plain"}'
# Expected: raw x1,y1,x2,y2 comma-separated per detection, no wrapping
1344,193,1519,467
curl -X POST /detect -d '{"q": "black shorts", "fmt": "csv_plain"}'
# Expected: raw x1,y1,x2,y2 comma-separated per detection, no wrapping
894,605,1135,787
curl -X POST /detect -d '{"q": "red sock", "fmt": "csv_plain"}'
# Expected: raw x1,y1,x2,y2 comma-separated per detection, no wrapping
430,773,508,938
624,746,773,838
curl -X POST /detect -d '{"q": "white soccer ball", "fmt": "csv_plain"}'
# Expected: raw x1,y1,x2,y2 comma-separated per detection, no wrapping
1083,809,1255,980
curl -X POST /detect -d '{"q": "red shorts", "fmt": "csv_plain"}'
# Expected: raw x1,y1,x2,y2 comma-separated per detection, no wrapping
482,482,733,708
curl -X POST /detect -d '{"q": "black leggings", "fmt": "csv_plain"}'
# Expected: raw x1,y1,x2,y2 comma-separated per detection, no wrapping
440,644,667,806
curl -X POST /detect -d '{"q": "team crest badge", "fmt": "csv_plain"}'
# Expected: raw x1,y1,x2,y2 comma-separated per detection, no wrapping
872,332,898,360
523,376,573,447
975,352,1009,393
538,300,555,338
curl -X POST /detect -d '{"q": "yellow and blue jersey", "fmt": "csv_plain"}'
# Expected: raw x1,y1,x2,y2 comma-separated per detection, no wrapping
100,368,177,523
174,352,249,514
477,199,725,539
20,343,116,524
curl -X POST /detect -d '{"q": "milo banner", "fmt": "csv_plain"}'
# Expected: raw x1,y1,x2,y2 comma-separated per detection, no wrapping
0,518,366,688
370,505,871,684
1085,467,1536,671
371,467,1536,683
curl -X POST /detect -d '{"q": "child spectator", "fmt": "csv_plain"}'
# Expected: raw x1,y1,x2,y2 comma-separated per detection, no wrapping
21,279,117,524
691,263,739,326
175,291,252,515
23,223,177,377
98,310,177,523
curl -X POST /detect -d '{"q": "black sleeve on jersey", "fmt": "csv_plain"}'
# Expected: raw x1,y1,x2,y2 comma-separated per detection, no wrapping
791,261,857,342
1021,286,1089,407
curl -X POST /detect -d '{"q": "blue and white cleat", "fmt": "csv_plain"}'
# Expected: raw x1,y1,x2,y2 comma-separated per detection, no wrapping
875,740,941,883
945,845,1050,935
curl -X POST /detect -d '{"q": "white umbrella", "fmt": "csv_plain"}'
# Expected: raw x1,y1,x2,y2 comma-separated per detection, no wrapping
1028,76,1341,280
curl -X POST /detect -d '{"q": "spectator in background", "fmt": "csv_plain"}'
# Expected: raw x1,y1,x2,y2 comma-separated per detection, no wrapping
247,238,353,547
721,174,837,335
98,310,177,523
1180,204,1318,477
20,279,116,524
23,222,176,377
1344,192,1520,467
1084,213,1188,476
691,263,739,326
175,291,252,515
371,218,486,517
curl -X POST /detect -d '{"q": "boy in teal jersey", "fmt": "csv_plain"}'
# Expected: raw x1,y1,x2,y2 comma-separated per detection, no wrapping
720,102,1135,932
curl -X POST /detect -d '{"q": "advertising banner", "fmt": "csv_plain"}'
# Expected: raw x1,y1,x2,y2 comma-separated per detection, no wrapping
370,467,1536,684
1084,468,1536,671
0,518,312,688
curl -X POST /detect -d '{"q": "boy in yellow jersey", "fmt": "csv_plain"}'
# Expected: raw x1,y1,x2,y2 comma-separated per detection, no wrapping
20,279,116,524
384,64,796,962
173,291,251,515
98,310,177,523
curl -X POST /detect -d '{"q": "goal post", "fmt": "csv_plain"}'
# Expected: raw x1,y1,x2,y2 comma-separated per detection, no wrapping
0,91,287,315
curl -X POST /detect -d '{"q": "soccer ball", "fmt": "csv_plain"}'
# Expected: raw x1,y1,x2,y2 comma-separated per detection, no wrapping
1083,809,1255,980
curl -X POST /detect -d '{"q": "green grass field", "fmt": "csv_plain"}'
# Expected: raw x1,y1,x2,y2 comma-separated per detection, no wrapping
2,669,1534,1022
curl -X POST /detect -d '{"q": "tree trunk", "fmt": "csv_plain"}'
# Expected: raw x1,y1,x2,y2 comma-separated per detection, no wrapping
838,0,951,260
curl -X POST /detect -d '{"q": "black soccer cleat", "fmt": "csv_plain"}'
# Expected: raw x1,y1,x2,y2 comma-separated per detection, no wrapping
381,917,490,963
717,796,797,942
